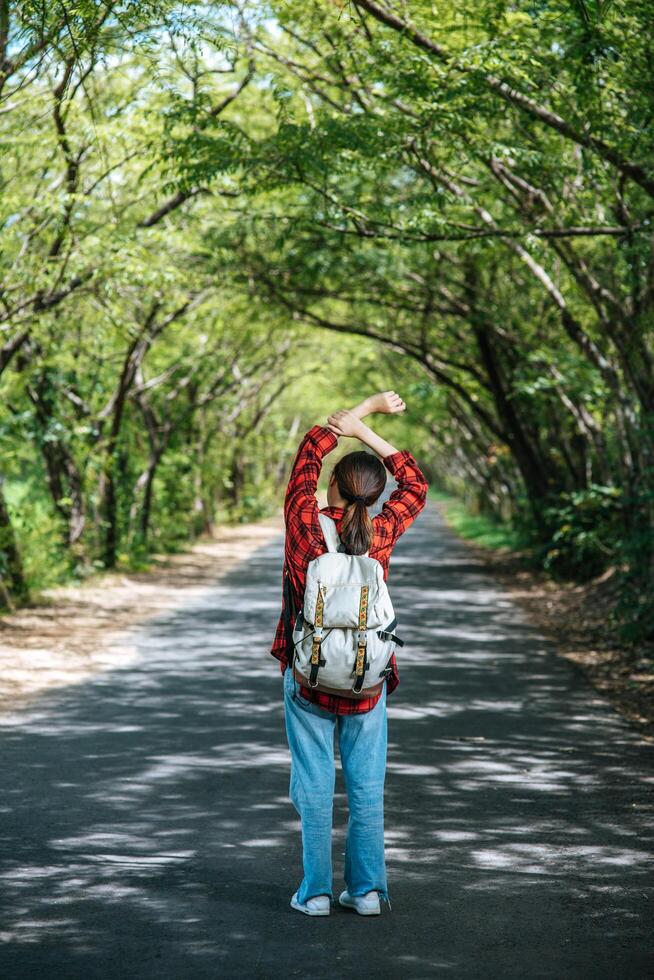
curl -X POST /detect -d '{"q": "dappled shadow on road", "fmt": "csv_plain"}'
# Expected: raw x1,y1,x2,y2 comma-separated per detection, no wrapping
0,506,652,979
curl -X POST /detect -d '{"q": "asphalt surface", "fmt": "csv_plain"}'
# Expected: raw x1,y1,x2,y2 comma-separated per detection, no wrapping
0,501,652,979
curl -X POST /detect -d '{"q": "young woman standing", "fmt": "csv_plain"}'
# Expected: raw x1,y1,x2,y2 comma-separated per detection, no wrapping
270,391,428,916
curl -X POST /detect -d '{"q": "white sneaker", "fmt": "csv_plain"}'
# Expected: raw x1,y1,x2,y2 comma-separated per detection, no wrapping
338,889,381,915
290,891,331,916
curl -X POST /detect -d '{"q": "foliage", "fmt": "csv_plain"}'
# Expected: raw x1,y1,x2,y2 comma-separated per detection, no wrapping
542,485,623,580
0,0,653,647
429,489,528,553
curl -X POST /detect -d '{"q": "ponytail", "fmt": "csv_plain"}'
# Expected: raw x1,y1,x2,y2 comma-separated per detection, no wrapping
339,499,375,556
332,451,387,556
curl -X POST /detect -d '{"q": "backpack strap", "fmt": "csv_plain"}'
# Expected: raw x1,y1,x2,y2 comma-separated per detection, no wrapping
308,585,327,686
319,512,346,553
352,585,370,694
376,616,405,647
282,563,296,669
376,628,404,647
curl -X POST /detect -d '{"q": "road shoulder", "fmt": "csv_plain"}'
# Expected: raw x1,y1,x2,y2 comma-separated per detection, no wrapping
434,498,654,740
0,515,283,714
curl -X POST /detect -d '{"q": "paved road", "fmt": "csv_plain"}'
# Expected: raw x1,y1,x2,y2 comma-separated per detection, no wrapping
0,502,652,979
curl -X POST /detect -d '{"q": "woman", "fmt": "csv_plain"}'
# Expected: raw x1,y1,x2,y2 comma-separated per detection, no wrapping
270,390,428,916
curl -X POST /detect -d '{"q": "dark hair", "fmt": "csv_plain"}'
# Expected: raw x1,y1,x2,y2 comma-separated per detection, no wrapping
331,451,387,555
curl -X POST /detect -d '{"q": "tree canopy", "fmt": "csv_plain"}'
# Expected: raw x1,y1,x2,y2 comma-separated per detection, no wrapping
1,0,653,639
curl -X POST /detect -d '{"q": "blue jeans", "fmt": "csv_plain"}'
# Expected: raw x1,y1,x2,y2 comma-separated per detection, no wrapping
283,666,391,909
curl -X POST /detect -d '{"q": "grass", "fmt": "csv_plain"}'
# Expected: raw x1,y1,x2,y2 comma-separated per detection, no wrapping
429,488,528,552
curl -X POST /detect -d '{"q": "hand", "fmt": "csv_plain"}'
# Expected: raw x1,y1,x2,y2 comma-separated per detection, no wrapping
365,390,406,415
326,409,365,439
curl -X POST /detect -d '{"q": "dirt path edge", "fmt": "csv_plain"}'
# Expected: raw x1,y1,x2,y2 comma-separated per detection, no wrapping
434,500,654,740
0,515,284,715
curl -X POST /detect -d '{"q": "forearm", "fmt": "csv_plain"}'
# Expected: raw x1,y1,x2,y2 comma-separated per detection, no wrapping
326,391,405,456
350,396,374,420
353,419,399,460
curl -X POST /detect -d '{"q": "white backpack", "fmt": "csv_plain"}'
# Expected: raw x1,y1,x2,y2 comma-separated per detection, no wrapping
290,513,404,695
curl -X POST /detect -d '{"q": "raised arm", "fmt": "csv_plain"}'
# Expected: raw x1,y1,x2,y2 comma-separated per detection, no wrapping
284,391,423,543
284,425,338,530
326,394,428,545
375,447,428,543
285,392,405,524
326,391,405,454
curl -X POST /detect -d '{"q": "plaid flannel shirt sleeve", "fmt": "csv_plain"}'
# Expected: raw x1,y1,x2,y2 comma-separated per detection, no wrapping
284,424,338,548
372,449,429,562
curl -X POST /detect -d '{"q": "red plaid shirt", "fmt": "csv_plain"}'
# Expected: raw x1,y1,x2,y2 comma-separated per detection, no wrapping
271,424,428,715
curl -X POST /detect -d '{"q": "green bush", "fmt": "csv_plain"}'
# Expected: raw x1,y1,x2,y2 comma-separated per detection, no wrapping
541,485,622,580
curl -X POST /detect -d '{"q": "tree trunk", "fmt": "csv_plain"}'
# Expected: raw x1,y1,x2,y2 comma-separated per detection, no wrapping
472,322,556,529
0,477,29,603
27,372,86,548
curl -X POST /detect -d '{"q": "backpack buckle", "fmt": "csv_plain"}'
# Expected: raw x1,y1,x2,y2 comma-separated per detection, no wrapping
357,630,367,646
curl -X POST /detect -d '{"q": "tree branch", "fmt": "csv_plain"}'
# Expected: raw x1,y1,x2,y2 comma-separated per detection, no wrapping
352,0,654,199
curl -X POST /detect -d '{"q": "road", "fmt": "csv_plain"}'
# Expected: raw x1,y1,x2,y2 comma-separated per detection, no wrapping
0,502,652,979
